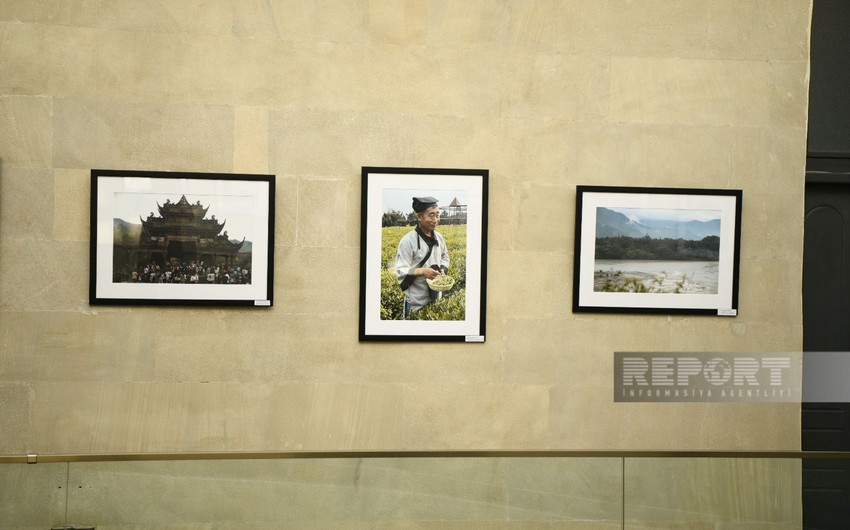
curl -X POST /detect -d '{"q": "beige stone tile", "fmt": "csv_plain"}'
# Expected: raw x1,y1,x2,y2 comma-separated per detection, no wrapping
770,61,810,129
226,36,288,106
575,123,735,188
735,257,802,324
506,457,622,522
220,38,369,109
149,310,356,383
500,118,580,186
29,382,229,453
412,115,508,173
571,314,673,352
411,117,577,192
0,96,52,169
233,106,269,173
624,458,801,524
297,178,350,247
667,318,751,352
269,110,414,177
426,0,582,54
355,340,502,385
487,251,571,321
0,239,88,311
53,98,234,171
734,321,803,353
29,380,403,452
95,0,234,35
53,168,90,241
423,0,491,47
0,22,97,97
258,315,358,382
234,0,369,42
241,383,404,450
504,54,609,122
0,462,67,529
575,0,721,58
0,167,53,240
228,0,282,37
503,318,613,385
549,385,798,450
503,317,673,387
730,127,807,192
162,37,369,110
738,192,803,261
274,176,297,248
487,184,520,251
0,311,154,382
0,0,98,26
576,0,809,62
609,57,770,127
311,0,368,43
276,41,368,110
514,183,573,252
368,0,427,45
708,0,811,62
363,45,501,117
344,175,363,247
0,383,31,452
402,384,549,449
94,30,235,105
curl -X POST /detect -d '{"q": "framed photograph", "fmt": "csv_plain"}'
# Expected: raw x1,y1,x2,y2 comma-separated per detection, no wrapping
359,167,488,341
90,169,275,307
573,185,742,315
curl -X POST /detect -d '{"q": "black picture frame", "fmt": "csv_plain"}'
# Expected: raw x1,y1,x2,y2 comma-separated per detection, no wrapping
90,169,275,307
359,166,488,341
573,185,742,315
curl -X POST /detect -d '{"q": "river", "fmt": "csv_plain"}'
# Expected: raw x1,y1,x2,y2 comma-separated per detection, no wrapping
594,260,719,294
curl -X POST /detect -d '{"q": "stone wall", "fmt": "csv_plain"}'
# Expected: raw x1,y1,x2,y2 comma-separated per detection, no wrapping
0,0,810,454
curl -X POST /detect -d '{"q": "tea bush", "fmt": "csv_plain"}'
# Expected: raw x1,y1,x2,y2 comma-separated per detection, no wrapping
380,224,467,321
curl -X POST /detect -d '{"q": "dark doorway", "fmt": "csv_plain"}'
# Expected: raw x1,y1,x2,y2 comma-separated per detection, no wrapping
802,158,850,529
803,0,850,526
166,240,197,264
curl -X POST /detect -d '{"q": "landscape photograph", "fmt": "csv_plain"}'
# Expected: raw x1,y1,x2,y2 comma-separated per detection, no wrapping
594,207,721,294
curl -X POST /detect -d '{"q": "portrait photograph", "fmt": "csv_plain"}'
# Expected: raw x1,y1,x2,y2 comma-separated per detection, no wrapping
90,169,275,306
359,167,488,341
573,185,742,315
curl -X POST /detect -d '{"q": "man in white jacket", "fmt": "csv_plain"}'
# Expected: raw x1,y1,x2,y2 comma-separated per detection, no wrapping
395,196,450,317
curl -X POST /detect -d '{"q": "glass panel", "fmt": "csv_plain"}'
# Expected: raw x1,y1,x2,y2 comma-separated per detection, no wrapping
624,457,801,529
0,456,803,528
0,462,67,530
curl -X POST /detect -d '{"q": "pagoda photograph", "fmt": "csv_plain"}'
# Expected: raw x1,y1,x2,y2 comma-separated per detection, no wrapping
112,194,254,285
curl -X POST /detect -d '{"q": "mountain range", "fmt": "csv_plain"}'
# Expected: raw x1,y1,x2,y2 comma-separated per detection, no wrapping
595,207,720,241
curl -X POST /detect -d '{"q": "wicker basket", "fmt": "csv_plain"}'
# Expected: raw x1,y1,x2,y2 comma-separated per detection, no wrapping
426,276,455,292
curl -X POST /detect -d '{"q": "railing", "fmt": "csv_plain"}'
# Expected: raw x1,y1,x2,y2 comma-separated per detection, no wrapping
1,450,838,529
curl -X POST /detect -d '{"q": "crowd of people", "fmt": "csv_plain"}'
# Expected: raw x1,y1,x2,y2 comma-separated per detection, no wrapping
116,260,251,285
